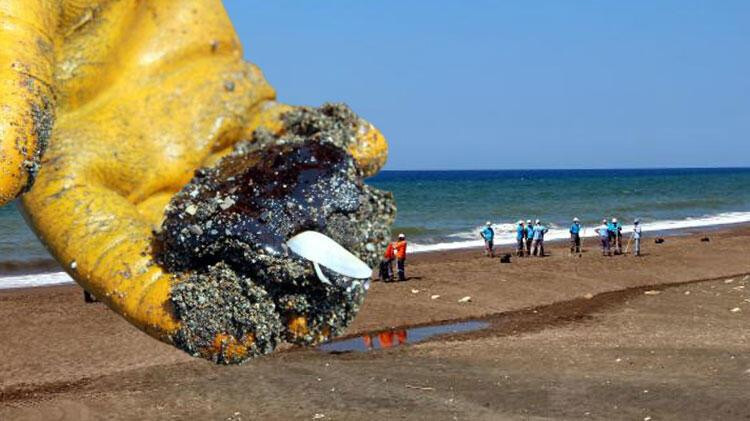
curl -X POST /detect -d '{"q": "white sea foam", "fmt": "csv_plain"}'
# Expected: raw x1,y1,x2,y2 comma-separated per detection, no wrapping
410,211,750,253
0,271,74,289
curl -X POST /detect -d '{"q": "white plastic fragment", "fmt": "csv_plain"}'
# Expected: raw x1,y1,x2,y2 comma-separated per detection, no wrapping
287,231,372,280
458,296,472,303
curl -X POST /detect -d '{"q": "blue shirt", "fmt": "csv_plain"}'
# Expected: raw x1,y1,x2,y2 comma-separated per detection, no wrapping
597,224,610,238
516,225,525,240
607,222,616,233
481,227,494,242
570,223,581,235
526,225,534,239
533,225,548,240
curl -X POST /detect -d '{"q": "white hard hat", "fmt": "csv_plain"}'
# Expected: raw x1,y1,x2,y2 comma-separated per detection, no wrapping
634,218,640,224
398,233,405,238
602,219,608,224
518,220,524,224
612,218,618,223
535,219,541,224
486,221,492,226
573,217,579,222
526,219,532,224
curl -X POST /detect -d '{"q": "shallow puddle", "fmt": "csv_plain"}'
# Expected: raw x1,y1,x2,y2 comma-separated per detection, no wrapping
319,320,490,353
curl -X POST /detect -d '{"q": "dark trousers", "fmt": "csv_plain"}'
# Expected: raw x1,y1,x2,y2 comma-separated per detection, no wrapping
600,237,611,256
614,234,622,254
525,238,533,256
379,259,394,281
397,259,406,281
570,234,581,253
517,239,525,256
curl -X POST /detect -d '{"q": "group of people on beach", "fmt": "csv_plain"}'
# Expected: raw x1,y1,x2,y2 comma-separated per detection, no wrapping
594,218,643,257
480,217,644,258
481,219,551,258
377,216,644,284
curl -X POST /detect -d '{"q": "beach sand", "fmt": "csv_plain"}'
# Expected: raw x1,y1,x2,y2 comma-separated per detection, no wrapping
1,227,749,419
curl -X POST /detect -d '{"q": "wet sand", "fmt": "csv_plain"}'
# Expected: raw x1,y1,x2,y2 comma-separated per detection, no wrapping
1,227,749,419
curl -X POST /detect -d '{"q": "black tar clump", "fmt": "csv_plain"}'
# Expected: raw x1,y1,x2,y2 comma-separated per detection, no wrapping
159,103,396,363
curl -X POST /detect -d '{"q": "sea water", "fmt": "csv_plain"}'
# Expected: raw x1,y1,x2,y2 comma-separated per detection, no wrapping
2,168,749,288
368,168,750,252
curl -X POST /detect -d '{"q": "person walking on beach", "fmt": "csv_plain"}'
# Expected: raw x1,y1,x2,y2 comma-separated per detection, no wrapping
516,220,526,257
631,219,643,257
480,222,495,258
525,220,534,256
596,219,612,256
531,220,549,257
570,217,582,255
379,240,396,282
395,233,408,281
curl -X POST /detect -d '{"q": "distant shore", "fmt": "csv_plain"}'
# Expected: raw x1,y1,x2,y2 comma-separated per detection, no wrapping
2,221,750,291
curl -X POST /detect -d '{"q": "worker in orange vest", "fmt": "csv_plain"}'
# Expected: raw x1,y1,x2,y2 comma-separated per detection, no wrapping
379,240,396,282
395,233,408,281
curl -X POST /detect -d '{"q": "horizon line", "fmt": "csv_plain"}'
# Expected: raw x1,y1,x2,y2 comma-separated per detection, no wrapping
379,165,750,172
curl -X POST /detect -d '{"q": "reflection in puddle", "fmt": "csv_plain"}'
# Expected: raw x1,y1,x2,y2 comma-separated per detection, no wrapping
319,320,490,353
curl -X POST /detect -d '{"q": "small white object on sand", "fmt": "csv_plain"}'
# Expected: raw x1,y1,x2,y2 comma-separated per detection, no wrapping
457,296,472,303
430,294,440,300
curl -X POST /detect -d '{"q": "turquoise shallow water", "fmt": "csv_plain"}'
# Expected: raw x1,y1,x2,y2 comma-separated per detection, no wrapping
2,168,750,273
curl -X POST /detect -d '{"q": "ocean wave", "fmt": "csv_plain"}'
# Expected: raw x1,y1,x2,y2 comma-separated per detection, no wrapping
0,271,74,289
409,211,750,253
0,258,61,276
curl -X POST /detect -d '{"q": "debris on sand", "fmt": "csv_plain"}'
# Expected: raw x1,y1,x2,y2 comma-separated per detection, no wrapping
406,384,435,391
583,293,594,300
644,290,661,296
159,104,396,363
458,296,472,303
430,294,441,300
725,279,735,284
411,289,420,294
730,307,741,313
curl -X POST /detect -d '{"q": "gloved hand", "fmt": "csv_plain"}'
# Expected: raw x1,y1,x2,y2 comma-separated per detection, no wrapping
10,1,388,362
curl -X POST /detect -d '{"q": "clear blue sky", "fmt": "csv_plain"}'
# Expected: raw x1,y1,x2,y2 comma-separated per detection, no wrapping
224,1,749,170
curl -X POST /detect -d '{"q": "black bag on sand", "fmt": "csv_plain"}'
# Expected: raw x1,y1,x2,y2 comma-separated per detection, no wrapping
500,253,512,263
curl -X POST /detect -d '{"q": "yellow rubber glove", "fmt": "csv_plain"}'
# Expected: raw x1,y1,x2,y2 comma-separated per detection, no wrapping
0,0,55,204
12,1,388,362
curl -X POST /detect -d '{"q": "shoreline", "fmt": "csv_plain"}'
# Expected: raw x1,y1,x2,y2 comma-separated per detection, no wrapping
1,220,749,290
408,216,750,253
